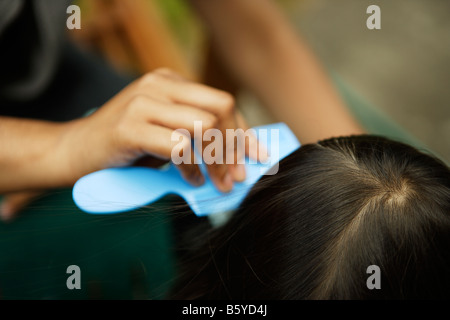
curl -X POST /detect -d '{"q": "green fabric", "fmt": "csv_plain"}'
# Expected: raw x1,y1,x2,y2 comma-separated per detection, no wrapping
0,190,176,300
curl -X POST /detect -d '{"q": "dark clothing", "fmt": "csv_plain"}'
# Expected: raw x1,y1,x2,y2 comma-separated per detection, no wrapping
0,0,69,103
1,41,132,121
0,0,131,121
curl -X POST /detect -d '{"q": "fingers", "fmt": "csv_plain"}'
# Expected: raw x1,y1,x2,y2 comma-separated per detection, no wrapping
137,68,233,113
235,111,269,162
136,71,241,190
0,191,43,222
120,95,207,187
123,69,269,193
135,124,236,192
126,95,219,137
129,124,205,187
135,69,236,134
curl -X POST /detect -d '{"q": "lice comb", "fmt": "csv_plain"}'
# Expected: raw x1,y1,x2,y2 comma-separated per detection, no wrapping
73,122,300,216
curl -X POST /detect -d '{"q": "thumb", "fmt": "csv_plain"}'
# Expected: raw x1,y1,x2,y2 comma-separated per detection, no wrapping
0,191,43,222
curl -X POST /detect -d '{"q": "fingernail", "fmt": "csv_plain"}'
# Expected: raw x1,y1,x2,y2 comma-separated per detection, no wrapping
221,172,233,193
189,172,205,186
233,164,246,182
195,173,205,186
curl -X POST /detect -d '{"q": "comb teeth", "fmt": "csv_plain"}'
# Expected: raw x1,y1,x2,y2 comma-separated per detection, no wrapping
73,123,300,216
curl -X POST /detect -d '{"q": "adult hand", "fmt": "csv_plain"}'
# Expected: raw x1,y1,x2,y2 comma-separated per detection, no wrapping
61,68,265,189
0,68,267,221
1,68,268,221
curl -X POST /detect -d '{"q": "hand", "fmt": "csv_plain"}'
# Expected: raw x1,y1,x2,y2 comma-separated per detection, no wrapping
1,68,267,221
58,68,266,192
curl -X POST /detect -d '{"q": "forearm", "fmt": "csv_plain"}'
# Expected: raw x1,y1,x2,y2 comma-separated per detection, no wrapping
0,117,74,193
190,0,364,143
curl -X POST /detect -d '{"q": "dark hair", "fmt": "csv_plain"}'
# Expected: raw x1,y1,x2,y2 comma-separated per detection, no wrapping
171,135,450,299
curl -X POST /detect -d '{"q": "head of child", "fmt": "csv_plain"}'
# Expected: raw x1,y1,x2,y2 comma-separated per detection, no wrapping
172,135,450,299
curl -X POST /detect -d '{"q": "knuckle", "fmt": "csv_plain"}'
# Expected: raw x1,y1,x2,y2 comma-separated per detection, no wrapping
127,95,147,113
201,114,219,131
154,67,175,76
140,73,157,85
139,71,165,86
217,92,235,116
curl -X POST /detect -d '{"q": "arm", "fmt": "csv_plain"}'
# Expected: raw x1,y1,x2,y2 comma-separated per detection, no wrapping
189,0,365,144
0,117,72,194
0,69,260,195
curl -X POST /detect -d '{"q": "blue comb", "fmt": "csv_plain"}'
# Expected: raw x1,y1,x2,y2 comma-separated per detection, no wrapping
72,122,300,216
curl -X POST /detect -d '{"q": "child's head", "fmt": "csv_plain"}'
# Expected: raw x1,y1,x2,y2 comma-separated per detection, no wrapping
172,135,450,299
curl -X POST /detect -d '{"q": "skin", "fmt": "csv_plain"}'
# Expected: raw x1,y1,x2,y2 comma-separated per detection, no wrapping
0,69,264,219
0,0,363,221
188,0,364,142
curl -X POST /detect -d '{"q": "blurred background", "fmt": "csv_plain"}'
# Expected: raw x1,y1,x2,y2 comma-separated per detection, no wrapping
294,0,450,164
73,0,450,163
